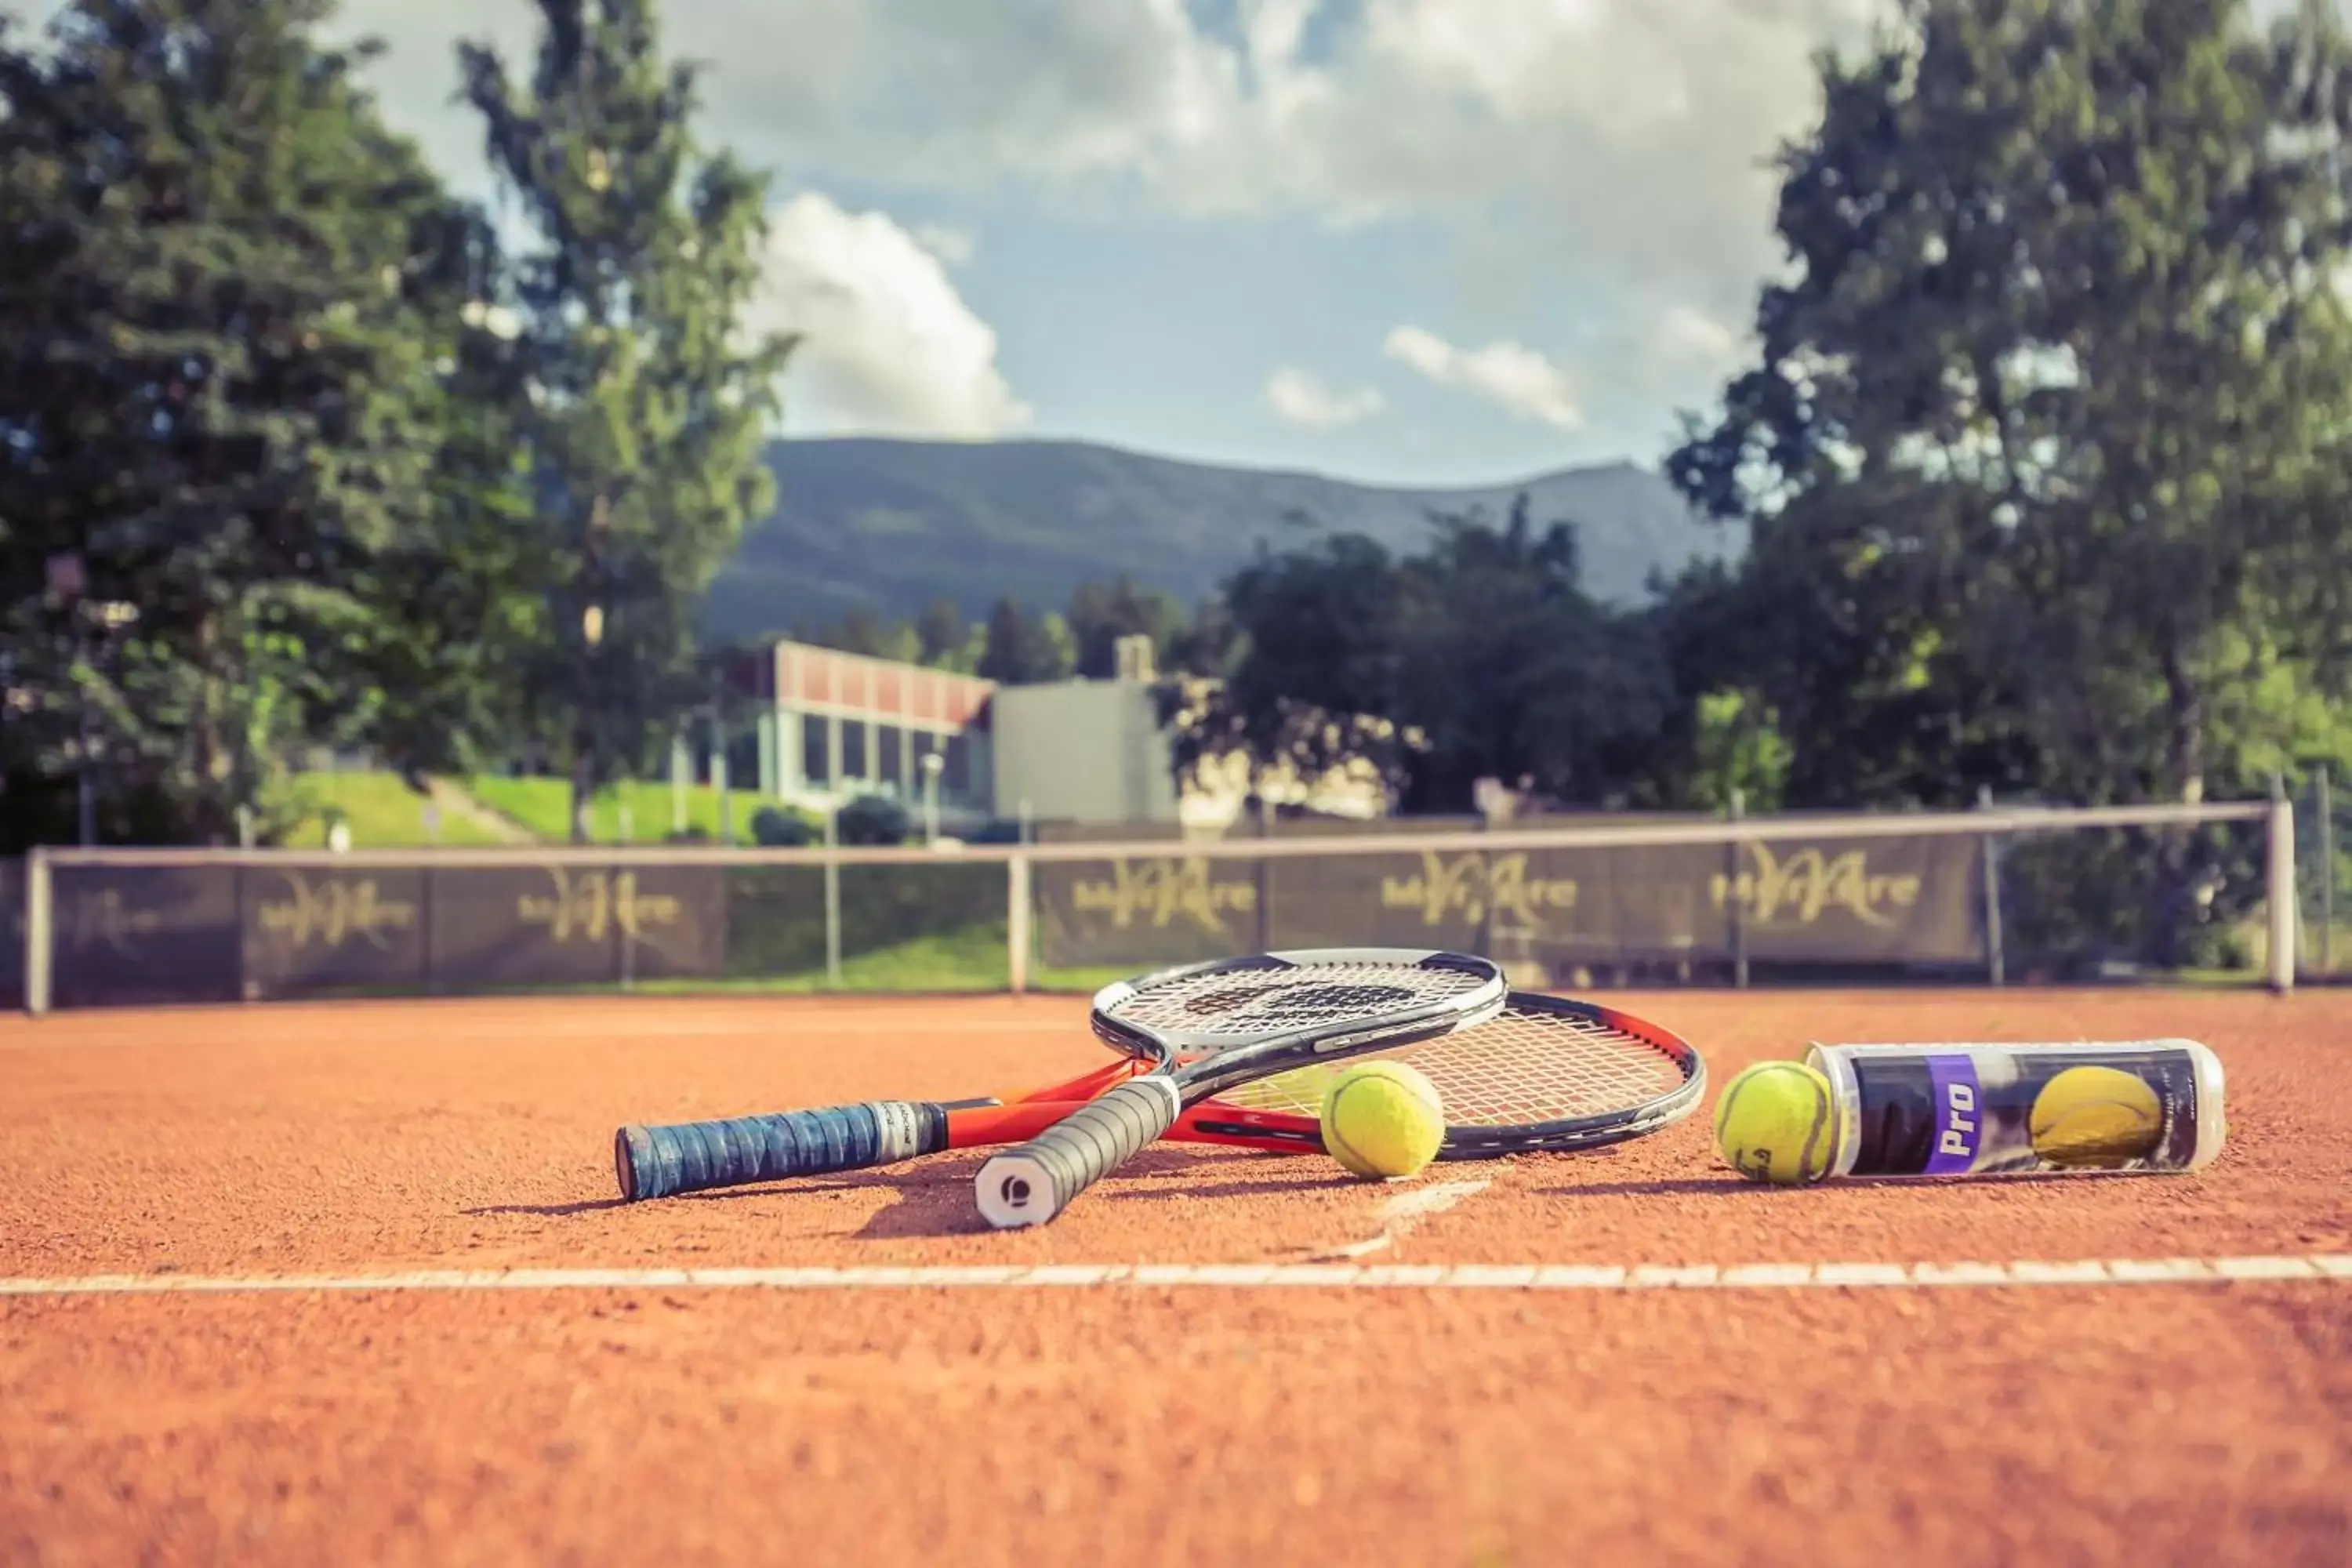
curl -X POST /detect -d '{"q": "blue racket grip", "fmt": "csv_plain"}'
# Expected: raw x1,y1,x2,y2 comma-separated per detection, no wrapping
615,1101,949,1200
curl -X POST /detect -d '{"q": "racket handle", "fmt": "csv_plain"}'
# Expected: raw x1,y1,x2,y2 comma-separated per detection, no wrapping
615,1102,946,1201
973,1078,1181,1229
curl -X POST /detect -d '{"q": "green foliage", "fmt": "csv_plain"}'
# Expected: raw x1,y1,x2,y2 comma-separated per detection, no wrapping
1170,495,1675,813
792,606,921,665
976,597,1074,684
459,0,795,843
749,804,817,846
1066,575,1185,678
908,597,964,672
1666,0,2352,960
834,793,909,846
1686,691,1795,815
0,0,509,849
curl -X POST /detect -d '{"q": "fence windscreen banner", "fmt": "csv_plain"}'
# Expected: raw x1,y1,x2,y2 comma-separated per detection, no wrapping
46,863,245,1006
22,821,1984,1007
42,860,731,1006
1035,821,1986,972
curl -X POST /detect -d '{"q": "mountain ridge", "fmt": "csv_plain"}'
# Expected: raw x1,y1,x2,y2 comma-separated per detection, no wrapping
703,436,1745,641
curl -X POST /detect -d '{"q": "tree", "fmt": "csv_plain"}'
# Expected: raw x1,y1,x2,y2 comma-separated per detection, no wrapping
459,0,795,842
1167,498,1675,815
1388,495,1672,811
1163,593,1240,679
915,597,968,667
797,606,918,664
975,597,1071,684
1065,575,1183,678
1164,532,1411,806
1666,0,2352,961
0,0,499,848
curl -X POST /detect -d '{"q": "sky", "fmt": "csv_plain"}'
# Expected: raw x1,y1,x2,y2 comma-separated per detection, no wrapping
0,1,1997,486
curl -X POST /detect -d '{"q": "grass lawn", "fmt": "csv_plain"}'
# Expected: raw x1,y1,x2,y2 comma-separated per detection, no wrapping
296,923,1131,1002
280,771,510,848
466,774,777,843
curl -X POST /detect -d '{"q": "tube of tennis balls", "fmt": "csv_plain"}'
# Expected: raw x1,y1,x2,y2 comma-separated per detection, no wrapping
1802,1040,2226,1180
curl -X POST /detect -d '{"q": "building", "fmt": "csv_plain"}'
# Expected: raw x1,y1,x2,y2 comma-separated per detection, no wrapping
716,633,1385,832
989,678,1181,826
728,639,998,823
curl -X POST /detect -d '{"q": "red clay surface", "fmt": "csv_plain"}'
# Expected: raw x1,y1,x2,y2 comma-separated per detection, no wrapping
2,988,2348,1566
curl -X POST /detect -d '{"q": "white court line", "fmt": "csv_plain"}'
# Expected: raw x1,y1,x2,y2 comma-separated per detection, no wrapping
0,1255,2345,1298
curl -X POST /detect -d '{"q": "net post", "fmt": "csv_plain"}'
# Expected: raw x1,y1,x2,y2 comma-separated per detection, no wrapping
1978,784,2004,987
1727,789,1749,989
2318,765,2334,979
24,846,52,1017
2267,792,2297,995
822,808,842,990
615,860,636,993
1007,851,1032,995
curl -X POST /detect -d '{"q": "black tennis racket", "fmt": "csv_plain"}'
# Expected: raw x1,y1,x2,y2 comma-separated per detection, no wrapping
1204,991,1708,1156
973,947,1508,1229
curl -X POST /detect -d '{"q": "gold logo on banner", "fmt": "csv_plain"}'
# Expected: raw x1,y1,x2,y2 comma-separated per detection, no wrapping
1712,844,1921,928
1380,851,1579,930
255,874,418,952
65,887,165,954
1069,858,1256,935
517,867,682,944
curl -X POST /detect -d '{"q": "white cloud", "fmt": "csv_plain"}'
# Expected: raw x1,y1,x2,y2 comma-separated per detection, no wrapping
289,0,1880,360
1265,366,1385,429
746,193,1030,439
2,0,1893,456
913,225,977,267
1382,326,1581,431
1652,305,1749,379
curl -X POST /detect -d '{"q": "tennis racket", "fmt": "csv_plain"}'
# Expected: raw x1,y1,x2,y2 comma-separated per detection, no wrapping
612,990,1704,1202
617,1049,1279,1203
973,947,1507,1229
1211,991,1708,1158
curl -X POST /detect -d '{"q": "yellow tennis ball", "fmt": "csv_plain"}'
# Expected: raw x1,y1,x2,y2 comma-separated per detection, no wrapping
2030,1065,2164,1168
1713,1060,1839,1186
1319,1060,1446,1180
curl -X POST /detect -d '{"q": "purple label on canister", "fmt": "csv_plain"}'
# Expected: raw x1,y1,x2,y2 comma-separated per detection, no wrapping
1923,1053,1982,1174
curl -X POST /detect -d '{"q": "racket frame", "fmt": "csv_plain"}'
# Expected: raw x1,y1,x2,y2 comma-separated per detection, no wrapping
975,947,1508,1228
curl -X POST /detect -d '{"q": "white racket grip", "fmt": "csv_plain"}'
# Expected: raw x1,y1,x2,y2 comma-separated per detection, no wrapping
975,1076,1182,1229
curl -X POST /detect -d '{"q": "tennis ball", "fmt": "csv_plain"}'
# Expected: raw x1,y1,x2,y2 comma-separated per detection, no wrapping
1320,1060,1446,1180
2030,1065,2165,1168
1713,1060,1838,1186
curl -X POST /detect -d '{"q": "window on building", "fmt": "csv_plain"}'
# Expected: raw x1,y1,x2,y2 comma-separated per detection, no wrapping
801,713,829,785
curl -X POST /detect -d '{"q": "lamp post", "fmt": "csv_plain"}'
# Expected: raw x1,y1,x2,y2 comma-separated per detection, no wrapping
576,604,606,845
920,748,944,845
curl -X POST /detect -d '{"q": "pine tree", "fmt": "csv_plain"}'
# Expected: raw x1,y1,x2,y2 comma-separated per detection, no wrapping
459,0,795,841
0,0,489,845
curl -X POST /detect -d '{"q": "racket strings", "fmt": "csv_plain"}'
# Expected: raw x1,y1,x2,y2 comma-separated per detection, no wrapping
1222,1007,1688,1127
1111,960,1490,1039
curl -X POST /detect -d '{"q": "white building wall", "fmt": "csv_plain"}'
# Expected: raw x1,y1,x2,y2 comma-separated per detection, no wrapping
988,680,1180,826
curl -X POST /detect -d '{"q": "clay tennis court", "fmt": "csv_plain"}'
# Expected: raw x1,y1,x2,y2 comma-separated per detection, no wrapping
2,986,2347,1566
